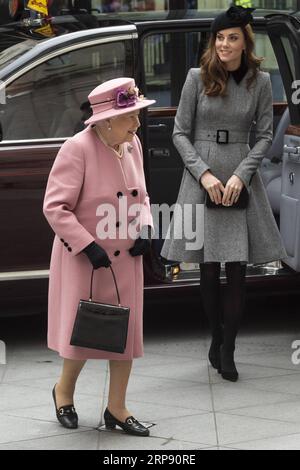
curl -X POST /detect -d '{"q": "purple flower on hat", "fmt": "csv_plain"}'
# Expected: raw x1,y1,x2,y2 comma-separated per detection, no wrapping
226,5,255,25
116,86,139,108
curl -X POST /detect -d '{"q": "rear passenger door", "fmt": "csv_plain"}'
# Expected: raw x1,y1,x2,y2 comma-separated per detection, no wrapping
267,12,300,125
138,20,288,268
266,12,300,271
137,21,211,261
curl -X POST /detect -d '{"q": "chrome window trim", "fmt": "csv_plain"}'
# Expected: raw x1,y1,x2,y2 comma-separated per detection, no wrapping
0,138,66,146
0,260,287,283
0,24,138,78
0,270,49,281
3,32,137,87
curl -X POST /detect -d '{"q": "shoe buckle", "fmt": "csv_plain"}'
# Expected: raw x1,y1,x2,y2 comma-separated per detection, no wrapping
216,129,229,144
59,406,75,415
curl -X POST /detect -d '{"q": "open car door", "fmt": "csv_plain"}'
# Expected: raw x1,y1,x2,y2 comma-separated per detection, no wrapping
267,12,300,271
267,12,300,125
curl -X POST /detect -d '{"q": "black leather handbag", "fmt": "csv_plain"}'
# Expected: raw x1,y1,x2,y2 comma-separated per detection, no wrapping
205,184,249,209
70,266,130,353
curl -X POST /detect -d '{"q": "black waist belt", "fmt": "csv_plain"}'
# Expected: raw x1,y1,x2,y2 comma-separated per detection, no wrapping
195,129,250,144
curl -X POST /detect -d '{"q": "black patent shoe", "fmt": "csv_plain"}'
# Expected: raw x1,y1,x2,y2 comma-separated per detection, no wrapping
219,346,239,382
52,384,78,429
104,408,150,437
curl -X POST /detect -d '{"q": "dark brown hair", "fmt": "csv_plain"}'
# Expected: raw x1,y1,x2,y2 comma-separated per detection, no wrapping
200,25,264,97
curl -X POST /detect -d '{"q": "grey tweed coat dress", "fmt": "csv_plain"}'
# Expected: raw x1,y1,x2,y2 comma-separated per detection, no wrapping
161,67,288,264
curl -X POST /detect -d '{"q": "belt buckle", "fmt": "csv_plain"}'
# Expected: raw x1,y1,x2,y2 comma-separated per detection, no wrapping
216,129,229,144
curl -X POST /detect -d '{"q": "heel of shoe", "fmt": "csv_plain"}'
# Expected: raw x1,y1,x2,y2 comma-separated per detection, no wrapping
105,420,116,430
104,408,117,430
208,350,221,370
208,335,223,370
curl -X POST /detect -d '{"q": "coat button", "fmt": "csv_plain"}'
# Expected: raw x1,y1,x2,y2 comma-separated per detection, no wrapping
114,250,120,257
116,221,121,228
117,192,123,198
64,242,69,247
60,239,64,243
67,247,72,252
131,189,138,197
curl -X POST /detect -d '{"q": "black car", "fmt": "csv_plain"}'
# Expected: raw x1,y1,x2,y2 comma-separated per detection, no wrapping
0,6,300,315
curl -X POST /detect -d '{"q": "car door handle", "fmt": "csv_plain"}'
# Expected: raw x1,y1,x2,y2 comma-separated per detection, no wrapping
149,148,170,158
284,144,300,155
284,145,300,163
148,124,168,133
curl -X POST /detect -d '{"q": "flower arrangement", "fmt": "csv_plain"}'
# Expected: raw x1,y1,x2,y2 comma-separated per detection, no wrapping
116,86,144,108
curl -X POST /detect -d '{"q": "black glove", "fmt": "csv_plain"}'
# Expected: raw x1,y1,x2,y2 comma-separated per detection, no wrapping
83,242,111,269
129,226,152,257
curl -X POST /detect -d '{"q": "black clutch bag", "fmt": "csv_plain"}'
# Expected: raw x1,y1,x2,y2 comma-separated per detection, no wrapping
205,185,249,209
70,266,130,353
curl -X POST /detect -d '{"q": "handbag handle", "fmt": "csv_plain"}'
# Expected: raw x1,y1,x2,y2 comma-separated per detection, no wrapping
89,266,121,306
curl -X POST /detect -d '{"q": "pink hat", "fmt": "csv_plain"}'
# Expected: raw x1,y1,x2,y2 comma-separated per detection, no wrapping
85,77,156,125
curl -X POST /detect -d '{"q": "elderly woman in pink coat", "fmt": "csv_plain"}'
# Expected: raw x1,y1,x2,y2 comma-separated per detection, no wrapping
43,78,155,436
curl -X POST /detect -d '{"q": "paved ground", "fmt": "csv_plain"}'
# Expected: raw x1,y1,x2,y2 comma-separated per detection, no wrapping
0,295,300,450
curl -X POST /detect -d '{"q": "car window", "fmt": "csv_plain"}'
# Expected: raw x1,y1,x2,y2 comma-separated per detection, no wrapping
144,30,286,107
254,32,286,102
0,39,132,141
143,31,203,107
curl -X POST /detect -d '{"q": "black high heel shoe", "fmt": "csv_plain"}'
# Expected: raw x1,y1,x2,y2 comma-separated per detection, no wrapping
218,346,239,382
52,384,78,429
104,408,150,436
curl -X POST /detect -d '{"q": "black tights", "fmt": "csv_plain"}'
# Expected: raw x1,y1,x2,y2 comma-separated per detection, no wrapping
200,262,246,351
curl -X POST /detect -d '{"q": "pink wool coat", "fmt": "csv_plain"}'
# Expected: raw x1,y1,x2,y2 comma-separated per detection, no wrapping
43,126,153,360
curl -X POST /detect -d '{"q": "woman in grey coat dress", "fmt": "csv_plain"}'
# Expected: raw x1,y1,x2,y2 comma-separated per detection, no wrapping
161,6,287,382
